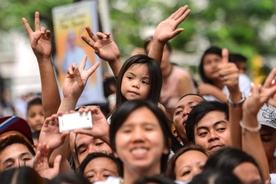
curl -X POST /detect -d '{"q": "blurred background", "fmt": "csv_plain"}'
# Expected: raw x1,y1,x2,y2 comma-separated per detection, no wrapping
0,0,275,116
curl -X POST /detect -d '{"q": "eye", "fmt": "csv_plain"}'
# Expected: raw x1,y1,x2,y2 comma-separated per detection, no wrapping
174,110,182,116
142,80,149,85
198,131,207,137
261,134,272,143
127,76,133,80
216,127,226,132
78,147,87,155
96,141,104,147
5,163,14,169
86,174,95,179
182,170,191,176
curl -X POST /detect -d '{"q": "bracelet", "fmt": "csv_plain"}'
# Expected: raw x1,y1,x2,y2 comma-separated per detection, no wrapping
227,93,246,108
239,121,261,132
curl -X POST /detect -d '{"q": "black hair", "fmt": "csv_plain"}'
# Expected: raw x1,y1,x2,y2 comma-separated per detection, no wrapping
115,54,162,109
188,168,242,184
0,166,45,184
134,174,176,184
166,146,210,180
143,36,172,54
229,53,247,63
178,93,206,102
50,172,90,184
199,46,222,84
0,134,35,156
27,96,42,112
203,147,262,181
110,100,171,174
185,101,229,143
78,152,122,177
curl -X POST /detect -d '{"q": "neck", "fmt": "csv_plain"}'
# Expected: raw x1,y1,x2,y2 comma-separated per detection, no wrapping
162,64,172,80
122,164,161,184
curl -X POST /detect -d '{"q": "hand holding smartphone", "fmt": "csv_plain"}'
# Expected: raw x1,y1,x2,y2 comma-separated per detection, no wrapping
58,111,92,133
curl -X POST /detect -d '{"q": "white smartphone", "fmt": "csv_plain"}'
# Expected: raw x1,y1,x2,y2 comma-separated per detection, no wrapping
58,111,92,132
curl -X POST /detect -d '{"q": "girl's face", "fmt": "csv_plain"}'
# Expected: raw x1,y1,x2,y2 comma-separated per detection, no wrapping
84,157,118,183
174,150,208,182
115,107,169,173
203,54,222,80
121,64,150,101
233,162,262,184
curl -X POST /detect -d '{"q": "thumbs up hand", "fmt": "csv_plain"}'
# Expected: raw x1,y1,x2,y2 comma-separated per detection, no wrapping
218,48,239,93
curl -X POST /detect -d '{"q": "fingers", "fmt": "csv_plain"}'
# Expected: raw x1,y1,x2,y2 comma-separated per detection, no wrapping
86,61,100,77
170,5,189,20
221,48,229,64
22,18,33,36
53,155,62,172
263,68,276,88
79,55,88,70
85,25,97,41
34,11,41,31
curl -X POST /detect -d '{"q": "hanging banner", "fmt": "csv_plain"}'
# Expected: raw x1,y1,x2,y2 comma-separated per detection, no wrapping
52,0,105,107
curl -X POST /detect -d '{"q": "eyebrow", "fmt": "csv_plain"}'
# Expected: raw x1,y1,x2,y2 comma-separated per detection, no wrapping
85,168,117,175
196,120,227,131
175,101,197,110
3,152,32,165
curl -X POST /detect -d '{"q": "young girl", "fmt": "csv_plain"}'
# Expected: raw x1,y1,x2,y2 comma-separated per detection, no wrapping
198,46,251,102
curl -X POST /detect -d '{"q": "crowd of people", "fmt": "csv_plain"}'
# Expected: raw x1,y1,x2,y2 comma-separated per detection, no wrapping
0,4,276,184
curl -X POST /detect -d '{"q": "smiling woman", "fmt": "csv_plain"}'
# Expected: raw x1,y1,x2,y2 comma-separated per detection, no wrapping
95,100,172,184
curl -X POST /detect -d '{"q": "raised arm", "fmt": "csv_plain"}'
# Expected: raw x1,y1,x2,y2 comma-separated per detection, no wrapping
81,27,122,76
241,84,276,183
22,12,60,118
148,5,191,64
58,56,100,112
218,49,243,149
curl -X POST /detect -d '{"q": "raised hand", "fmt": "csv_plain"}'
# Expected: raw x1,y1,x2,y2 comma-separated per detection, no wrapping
263,68,276,107
73,106,110,143
62,56,100,100
153,5,191,44
34,143,61,179
39,114,69,151
22,12,51,59
218,49,240,93
81,27,120,63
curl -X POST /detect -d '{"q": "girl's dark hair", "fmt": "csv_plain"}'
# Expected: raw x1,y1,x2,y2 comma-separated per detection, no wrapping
166,146,210,180
185,101,229,143
50,172,90,184
110,100,171,174
78,152,122,177
115,54,162,109
0,166,45,184
134,174,176,184
199,46,222,84
203,147,262,180
188,168,242,184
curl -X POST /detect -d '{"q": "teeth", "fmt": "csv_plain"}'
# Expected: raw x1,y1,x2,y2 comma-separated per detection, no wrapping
132,148,147,154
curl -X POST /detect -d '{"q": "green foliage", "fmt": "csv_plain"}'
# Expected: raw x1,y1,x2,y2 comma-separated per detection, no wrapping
109,0,276,58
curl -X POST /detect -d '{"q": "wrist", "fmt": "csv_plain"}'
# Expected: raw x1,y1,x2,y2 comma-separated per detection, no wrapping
227,92,245,108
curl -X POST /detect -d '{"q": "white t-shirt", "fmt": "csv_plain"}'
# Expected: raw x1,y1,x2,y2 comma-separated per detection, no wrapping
94,177,122,184
271,174,276,184
203,73,251,101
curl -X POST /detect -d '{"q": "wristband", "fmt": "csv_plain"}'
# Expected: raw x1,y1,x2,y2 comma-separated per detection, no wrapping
227,93,246,108
240,121,261,132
